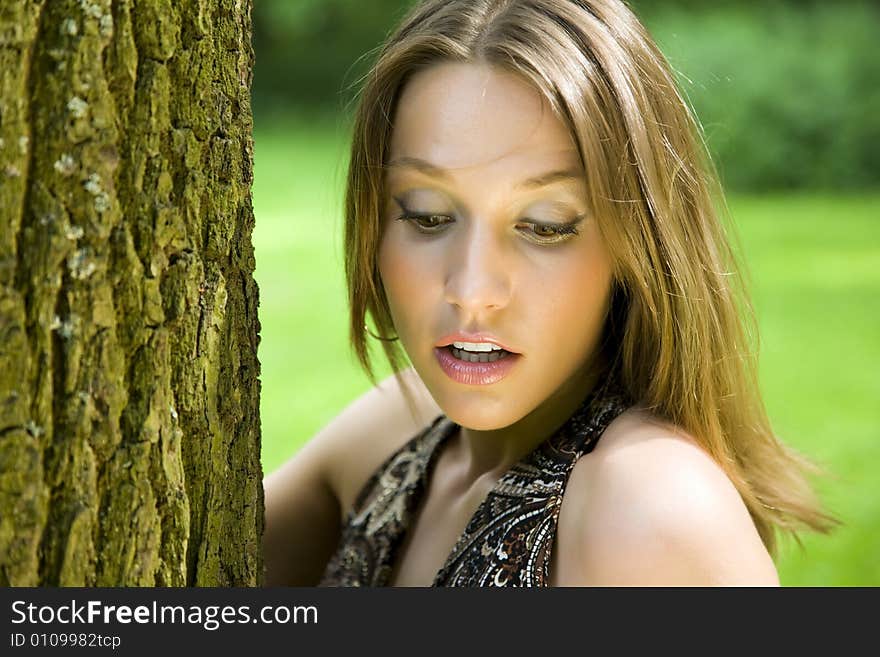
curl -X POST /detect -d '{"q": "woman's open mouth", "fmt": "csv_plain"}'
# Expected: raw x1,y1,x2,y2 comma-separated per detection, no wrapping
434,340,521,385
448,343,511,363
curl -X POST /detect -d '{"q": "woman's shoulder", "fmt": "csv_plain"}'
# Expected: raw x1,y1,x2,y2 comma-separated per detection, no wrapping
315,368,443,518
553,406,779,586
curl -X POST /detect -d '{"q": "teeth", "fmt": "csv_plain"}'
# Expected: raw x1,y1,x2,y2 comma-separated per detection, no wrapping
452,340,503,352
451,346,508,363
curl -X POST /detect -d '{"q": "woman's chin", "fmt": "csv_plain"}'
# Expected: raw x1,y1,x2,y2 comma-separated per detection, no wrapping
435,395,529,432
414,362,535,430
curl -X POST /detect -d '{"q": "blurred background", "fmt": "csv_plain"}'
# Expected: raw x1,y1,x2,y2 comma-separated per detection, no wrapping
250,0,879,585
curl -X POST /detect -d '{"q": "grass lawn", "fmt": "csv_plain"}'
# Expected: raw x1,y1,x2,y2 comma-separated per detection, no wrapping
252,116,880,586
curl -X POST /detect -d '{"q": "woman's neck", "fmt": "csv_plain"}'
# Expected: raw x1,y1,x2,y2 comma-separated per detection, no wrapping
450,358,607,483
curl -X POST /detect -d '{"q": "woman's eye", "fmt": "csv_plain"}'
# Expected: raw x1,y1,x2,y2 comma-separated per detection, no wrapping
396,213,453,233
518,220,580,244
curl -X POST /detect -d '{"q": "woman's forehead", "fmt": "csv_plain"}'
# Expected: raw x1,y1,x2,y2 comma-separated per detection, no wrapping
388,61,580,175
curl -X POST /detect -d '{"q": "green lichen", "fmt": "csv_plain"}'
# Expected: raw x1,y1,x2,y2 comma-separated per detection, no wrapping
0,0,261,586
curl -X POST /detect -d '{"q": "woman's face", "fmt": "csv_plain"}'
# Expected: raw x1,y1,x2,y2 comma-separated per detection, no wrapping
378,62,615,431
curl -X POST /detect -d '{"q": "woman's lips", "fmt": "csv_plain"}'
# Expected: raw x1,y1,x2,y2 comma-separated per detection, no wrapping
434,346,521,386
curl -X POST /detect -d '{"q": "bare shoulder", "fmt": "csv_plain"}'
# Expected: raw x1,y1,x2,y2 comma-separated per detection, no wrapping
311,367,442,516
261,367,439,585
553,406,779,586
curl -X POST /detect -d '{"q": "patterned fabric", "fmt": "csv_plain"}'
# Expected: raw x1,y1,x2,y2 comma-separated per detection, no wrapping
318,376,631,587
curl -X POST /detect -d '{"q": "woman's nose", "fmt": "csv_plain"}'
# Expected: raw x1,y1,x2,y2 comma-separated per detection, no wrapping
443,222,512,314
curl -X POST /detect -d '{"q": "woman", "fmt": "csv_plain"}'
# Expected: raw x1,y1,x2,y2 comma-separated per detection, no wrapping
263,0,836,586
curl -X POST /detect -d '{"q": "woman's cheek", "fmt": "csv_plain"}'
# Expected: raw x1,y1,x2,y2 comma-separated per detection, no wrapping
379,235,430,322
531,246,614,354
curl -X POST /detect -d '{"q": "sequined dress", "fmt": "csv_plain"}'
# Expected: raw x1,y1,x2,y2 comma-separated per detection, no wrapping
319,377,630,587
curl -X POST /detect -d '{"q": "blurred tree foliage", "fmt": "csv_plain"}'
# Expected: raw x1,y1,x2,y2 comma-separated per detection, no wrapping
253,0,880,190
253,0,416,112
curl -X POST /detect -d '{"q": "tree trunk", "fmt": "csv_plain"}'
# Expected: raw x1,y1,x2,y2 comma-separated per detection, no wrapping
0,0,262,586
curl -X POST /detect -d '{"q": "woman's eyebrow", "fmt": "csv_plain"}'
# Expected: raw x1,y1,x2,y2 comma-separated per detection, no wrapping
386,156,584,190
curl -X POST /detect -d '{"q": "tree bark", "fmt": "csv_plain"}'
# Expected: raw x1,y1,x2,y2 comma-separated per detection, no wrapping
0,0,262,586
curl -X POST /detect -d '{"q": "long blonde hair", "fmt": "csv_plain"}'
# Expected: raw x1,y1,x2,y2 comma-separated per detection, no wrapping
342,0,837,555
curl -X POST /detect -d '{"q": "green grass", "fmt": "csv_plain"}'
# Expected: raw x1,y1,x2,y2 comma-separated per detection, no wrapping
251,115,388,474
732,195,880,585
252,117,880,586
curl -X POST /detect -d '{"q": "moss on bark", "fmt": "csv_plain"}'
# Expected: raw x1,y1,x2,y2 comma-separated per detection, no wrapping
0,0,262,586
